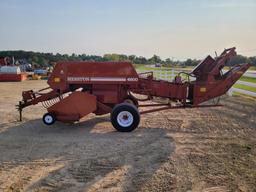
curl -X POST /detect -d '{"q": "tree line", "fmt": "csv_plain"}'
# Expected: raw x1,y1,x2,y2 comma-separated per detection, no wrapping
0,50,255,68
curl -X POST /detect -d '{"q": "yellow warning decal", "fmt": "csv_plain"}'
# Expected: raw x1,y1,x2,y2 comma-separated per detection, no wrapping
54,77,61,83
200,87,207,92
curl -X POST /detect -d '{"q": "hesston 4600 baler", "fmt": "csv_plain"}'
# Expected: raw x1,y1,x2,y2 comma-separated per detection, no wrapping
17,48,250,132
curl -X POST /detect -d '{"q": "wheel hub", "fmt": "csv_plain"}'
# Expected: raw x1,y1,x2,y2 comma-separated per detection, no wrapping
45,115,53,124
117,111,133,127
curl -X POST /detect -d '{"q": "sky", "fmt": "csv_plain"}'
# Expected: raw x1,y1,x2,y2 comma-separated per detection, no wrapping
0,0,256,60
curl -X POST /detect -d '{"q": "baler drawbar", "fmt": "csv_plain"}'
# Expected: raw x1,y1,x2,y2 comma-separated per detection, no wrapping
17,47,250,132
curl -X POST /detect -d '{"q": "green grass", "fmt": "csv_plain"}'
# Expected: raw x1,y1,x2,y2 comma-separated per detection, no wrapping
249,66,256,71
134,64,193,72
239,76,256,84
135,65,170,71
233,84,256,92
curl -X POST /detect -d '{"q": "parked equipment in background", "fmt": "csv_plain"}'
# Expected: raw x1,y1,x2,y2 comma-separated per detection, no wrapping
17,48,250,132
31,74,42,80
30,69,49,80
0,56,14,66
0,66,21,74
0,57,27,81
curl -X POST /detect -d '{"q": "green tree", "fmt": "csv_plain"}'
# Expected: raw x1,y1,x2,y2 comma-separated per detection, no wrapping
149,55,161,64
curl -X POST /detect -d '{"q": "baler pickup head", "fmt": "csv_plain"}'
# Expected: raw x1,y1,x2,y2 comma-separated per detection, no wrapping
188,47,250,105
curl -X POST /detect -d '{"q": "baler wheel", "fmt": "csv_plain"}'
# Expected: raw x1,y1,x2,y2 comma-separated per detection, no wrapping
42,113,56,125
111,103,140,132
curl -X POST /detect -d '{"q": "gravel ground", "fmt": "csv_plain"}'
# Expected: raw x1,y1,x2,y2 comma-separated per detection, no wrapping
0,80,255,192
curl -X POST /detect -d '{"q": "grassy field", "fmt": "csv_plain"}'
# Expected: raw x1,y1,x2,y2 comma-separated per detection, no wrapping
233,84,256,92
239,76,256,83
223,66,256,71
135,64,173,71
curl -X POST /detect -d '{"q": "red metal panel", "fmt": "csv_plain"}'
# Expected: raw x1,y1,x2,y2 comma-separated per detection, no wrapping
92,84,127,104
48,61,139,91
0,73,27,82
48,92,97,122
192,63,250,105
192,56,215,81
134,78,188,102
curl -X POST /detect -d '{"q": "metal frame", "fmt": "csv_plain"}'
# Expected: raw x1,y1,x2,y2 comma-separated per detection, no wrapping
17,48,250,124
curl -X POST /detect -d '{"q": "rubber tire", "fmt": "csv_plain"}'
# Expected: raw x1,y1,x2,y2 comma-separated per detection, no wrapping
111,103,140,132
42,113,56,125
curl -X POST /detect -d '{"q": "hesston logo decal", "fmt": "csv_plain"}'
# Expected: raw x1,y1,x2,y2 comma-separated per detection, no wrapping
67,77,90,82
67,77,138,82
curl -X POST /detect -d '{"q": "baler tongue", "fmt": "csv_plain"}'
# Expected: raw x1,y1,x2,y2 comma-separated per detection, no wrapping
17,87,60,121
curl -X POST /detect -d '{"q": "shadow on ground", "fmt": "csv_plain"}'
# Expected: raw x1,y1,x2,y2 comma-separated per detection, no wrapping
0,116,175,191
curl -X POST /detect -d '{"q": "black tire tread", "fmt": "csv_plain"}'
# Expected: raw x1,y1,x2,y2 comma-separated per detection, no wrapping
42,113,56,125
111,103,140,132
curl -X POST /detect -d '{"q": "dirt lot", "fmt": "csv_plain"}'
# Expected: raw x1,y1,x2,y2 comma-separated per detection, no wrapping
0,80,255,192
